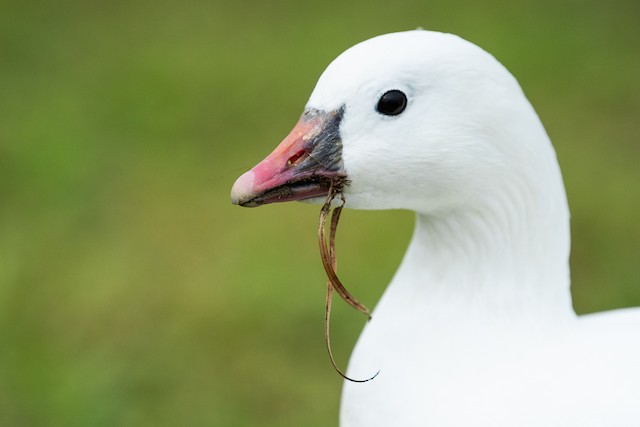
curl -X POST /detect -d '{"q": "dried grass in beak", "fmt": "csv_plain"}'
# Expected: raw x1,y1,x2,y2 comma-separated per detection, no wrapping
318,180,379,383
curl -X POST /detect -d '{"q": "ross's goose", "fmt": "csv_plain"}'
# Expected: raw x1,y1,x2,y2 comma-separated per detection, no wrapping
230,30,640,426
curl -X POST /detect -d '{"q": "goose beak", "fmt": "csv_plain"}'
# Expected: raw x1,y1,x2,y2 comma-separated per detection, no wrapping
231,108,346,207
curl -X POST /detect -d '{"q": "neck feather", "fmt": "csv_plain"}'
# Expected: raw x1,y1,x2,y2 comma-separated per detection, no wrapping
385,161,574,322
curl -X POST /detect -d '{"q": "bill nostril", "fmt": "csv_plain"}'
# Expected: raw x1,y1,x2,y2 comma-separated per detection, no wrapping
287,149,308,167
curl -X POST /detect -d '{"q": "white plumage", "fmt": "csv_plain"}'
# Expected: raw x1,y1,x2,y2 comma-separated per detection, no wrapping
233,29,640,426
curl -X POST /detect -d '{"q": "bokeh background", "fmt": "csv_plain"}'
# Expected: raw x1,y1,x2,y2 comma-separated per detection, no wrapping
1,0,639,425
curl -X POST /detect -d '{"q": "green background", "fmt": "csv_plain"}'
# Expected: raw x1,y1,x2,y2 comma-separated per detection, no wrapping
1,0,639,425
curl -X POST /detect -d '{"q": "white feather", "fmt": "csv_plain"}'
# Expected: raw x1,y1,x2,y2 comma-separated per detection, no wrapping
304,30,640,426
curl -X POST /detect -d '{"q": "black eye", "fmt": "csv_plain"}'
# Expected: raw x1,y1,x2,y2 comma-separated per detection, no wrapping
376,90,407,116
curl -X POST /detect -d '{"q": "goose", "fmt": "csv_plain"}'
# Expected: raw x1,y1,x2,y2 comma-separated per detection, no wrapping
230,30,640,426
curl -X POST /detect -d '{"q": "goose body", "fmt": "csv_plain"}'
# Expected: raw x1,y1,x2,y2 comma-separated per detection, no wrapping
231,30,640,426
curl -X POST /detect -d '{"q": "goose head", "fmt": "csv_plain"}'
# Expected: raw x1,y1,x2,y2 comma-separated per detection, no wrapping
231,30,566,225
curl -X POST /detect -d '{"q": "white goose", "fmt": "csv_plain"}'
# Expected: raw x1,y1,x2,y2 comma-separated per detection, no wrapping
231,30,640,426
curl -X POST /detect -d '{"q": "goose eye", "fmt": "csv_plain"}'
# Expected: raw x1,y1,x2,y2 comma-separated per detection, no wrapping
376,90,407,116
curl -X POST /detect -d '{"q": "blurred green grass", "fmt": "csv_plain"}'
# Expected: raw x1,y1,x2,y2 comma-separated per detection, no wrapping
1,0,639,425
